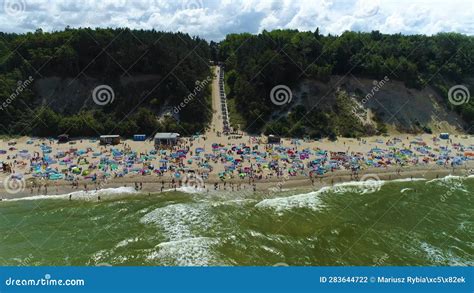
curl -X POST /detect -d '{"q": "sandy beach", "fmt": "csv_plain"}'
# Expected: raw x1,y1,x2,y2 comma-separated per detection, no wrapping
1,133,473,200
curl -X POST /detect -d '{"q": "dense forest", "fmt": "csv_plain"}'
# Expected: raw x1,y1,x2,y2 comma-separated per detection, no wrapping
0,28,211,137
219,30,474,137
0,28,473,138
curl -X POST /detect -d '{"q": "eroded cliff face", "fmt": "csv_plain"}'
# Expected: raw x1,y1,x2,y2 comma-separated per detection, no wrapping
34,74,162,114
290,75,467,134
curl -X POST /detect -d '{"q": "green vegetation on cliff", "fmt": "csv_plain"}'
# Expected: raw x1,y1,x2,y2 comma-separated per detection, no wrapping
0,28,211,137
1,28,473,138
219,30,474,136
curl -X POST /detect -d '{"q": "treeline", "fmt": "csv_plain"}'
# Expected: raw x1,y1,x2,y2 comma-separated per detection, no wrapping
1,28,473,138
218,30,474,136
0,28,212,137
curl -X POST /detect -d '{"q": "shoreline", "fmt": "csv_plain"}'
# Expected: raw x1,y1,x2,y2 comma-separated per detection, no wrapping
2,163,472,201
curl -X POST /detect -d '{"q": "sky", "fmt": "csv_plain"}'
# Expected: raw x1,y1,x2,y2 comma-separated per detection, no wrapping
1,0,473,40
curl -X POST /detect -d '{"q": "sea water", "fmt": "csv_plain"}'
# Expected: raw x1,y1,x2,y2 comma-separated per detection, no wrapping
0,176,472,266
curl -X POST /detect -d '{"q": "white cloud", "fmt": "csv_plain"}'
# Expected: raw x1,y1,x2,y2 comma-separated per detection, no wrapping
0,0,472,40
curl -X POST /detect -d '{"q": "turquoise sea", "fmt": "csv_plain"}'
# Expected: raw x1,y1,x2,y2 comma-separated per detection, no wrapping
0,176,472,266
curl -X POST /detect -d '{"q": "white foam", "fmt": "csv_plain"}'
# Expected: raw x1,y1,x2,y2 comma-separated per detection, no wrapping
426,174,465,184
425,175,469,192
420,242,446,263
176,186,206,194
140,203,214,241
146,237,219,266
390,178,426,182
161,186,206,194
413,240,473,266
115,237,140,248
400,188,413,193
331,181,383,195
140,202,220,265
255,176,433,213
3,194,70,201
255,187,329,214
3,186,138,202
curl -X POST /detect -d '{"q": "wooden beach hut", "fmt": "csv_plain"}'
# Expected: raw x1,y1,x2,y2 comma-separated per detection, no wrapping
100,135,121,145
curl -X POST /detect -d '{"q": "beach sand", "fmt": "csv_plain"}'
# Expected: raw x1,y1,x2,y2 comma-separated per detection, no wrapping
0,134,472,200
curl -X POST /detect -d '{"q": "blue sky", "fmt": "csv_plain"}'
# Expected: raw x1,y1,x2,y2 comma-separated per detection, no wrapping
1,0,473,40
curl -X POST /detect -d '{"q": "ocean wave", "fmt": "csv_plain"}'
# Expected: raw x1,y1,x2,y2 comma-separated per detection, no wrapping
140,202,221,266
425,175,470,193
426,174,472,184
176,186,206,194
400,188,414,193
115,237,140,249
426,175,459,184
161,186,206,194
146,237,220,266
255,187,329,214
390,178,426,182
254,176,431,213
419,241,473,266
140,203,214,241
3,187,138,202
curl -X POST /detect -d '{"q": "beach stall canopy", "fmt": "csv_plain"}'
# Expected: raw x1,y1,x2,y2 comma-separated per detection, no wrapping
100,135,121,145
154,133,180,147
133,134,147,141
